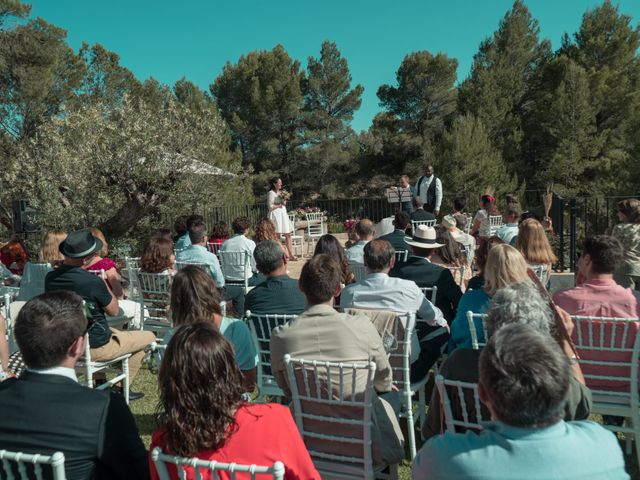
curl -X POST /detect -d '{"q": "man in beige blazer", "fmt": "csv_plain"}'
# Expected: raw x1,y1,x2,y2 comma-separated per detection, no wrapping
270,254,405,468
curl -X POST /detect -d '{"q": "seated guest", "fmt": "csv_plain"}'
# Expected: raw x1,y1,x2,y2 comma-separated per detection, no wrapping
271,254,404,468
253,218,279,243
611,199,640,288
244,240,305,315
413,324,625,479
467,236,504,290
390,226,462,322
554,235,640,317
448,244,529,352
431,229,472,291
470,194,500,240
0,237,27,275
379,211,411,252
172,215,189,251
151,323,319,480
221,217,257,313
167,266,257,391
451,196,469,228
495,203,521,245
17,229,67,302
46,229,155,398
141,237,176,275
313,234,355,285
441,214,475,254
423,282,592,440
208,220,229,247
175,221,225,287
516,218,557,282
341,240,447,381
345,219,375,264
0,291,149,479
85,228,140,324
410,198,436,222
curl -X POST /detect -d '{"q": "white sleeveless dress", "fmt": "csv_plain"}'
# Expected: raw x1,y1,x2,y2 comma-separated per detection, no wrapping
267,190,292,234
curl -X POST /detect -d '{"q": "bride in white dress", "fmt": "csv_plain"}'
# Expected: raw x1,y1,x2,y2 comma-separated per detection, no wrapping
267,177,298,260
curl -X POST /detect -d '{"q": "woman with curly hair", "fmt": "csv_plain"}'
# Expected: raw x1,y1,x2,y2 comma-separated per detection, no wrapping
167,265,257,391
313,234,355,285
140,237,176,275
150,323,320,480
516,218,557,285
611,198,640,288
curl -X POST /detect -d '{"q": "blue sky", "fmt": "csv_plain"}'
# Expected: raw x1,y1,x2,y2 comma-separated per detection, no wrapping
27,0,640,132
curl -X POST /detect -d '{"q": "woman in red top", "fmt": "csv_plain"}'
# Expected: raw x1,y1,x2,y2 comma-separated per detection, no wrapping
150,323,320,480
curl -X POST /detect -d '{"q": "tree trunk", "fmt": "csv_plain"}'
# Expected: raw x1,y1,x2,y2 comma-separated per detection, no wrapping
98,191,163,238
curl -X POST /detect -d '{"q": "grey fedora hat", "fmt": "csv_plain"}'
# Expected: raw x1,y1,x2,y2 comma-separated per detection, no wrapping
58,229,103,258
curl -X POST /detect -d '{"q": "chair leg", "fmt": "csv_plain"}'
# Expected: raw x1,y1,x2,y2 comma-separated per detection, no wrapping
405,402,417,460
632,412,640,464
123,358,130,405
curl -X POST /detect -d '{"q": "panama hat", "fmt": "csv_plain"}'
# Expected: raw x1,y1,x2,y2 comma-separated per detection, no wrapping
441,215,457,229
404,225,445,249
58,229,103,258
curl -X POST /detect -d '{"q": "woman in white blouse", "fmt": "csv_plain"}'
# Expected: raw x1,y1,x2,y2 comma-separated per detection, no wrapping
267,176,297,260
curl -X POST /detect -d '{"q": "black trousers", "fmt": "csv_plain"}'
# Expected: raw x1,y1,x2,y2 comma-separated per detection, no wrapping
410,323,449,383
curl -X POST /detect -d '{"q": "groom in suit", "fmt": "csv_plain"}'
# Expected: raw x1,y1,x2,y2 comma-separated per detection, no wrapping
0,291,149,480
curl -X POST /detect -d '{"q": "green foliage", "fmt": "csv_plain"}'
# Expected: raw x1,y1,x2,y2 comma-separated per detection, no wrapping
375,51,458,174
299,41,363,196
437,114,517,203
211,45,305,178
459,0,551,180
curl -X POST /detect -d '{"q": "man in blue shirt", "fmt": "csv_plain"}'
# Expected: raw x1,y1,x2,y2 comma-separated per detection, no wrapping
345,219,375,264
495,203,521,246
175,221,225,288
412,324,628,479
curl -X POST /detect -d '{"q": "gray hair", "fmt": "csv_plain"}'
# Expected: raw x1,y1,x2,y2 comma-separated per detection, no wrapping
254,240,283,274
479,324,570,428
486,282,554,337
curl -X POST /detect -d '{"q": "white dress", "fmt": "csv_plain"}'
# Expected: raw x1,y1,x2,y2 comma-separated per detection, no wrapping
267,190,292,234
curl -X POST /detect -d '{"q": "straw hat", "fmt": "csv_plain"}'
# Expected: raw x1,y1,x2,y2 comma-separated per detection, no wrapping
404,225,444,249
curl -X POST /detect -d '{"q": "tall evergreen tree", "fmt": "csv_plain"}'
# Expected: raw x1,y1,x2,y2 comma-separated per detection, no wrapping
300,41,363,195
560,0,640,194
437,114,517,204
375,51,457,174
211,45,304,177
459,0,551,180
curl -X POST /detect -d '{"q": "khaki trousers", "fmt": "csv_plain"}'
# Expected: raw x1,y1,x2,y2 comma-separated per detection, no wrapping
91,328,156,383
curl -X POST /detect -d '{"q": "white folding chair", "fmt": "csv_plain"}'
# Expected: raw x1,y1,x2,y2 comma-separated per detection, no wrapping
304,212,324,255
287,211,304,257
0,449,66,480
488,215,503,236
411,219,436,234
136,271,172,335
76,333,131,404
394,250,408,263
218,251,252,294
349,261,368,283
124,257,141,301
467,311,488,350
571,315,640,462
245,310,297,402
435,374,488,433
419,286,438,304
206,242,222,256
151,447,284,480
529,264,549,285
464,216,473,234
284,355,397,479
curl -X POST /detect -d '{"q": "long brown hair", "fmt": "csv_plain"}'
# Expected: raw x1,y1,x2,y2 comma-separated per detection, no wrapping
89,227,109,258
141,237,174,273
254,218,279,242
516,218,557,265
39,230,67,265
170,266,222,327
313,234,354,284
435,229,466,266
474,236,504,274
157,322,245,456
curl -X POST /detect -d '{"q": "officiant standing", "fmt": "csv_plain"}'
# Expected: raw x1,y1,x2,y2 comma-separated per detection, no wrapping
415,165,443,216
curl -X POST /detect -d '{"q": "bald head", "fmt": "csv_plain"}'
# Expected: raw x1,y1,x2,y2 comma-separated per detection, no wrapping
355,219,375,241
364,240,395,273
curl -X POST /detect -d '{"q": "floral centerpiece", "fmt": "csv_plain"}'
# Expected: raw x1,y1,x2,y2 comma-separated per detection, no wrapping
294,206,328,220
343,218,357,231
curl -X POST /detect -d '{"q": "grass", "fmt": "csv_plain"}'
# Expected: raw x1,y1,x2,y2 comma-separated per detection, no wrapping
131,366,639,479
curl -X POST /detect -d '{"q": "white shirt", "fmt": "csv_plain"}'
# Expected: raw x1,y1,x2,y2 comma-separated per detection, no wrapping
415,175,443,211
220,234,256,281
340,272,447,363
28,366,78,382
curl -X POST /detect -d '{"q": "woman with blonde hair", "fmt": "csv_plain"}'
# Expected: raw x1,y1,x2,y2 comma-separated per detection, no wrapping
448,244,530,351
17,230,67,301
516,218,557,285
610,198,640,288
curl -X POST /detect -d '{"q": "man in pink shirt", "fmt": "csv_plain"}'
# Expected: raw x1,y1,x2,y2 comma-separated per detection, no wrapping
553,235,640,318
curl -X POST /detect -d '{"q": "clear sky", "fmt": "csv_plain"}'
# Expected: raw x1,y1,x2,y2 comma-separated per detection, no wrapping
27,0,640,132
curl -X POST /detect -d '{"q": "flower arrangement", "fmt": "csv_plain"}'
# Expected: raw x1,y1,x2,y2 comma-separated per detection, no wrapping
294,206,328,220
343,217,357,231
279,189,291,202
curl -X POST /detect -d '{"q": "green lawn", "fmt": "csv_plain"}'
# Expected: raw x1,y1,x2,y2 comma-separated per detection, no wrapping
131,366,638,479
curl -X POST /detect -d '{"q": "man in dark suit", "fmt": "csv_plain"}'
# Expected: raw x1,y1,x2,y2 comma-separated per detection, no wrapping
379,211,411,252
0,291,150,480
390,226,462,323
410,198,437,222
